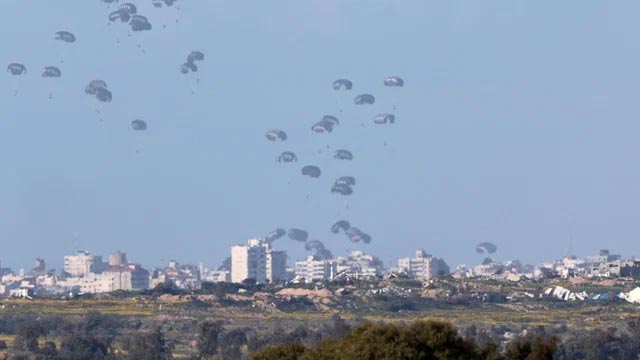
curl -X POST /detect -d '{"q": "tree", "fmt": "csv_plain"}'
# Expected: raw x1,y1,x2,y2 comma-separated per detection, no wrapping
196,320,224,359
504,334,557,360
13,320,45,352
59,333,113,360
251,343,306,360
123,327,173,360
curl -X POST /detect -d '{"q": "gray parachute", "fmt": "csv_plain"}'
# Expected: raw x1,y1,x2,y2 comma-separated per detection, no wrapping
187,51,205,63
130,15,152,31
54,31,76,43
42,66,61,78
109,10,131,22
373,113,395,124
180,62,198,74
332,79,352,90
287,228,308,242
334,176,356,187
476,242,498,254
265,228,286,243
311,119,335,133
331,220,351,234
322,115,339,126
152,0,178,7
131,119,147,131
278,151,297,163
334,149,353,160
331,184,353,196
354,94,375,105
85,80,112,103
346,227,372,244
265,129,287,142
118,2,138,14
384,76,404,87
301,165,321,178
7,63,26,75
305,240,334,260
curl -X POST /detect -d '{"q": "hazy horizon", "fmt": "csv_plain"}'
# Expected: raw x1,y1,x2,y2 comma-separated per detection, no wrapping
3,1,640,271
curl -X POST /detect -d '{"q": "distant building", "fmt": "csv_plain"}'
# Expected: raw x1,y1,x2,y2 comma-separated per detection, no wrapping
335,250,384,278
231,238,286,284
64,251,106,277
295,256,337,283
397,250,449,280
108,251,127,266
31,258,46,275
621,260,640,277
102,264,149,292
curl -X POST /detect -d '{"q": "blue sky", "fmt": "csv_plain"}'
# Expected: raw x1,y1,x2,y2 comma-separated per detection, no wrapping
2,1,640,270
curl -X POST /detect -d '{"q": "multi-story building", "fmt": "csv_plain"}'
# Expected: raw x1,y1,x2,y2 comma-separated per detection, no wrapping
231,238,286,284
397,250,449,280
335,250,384,278
64,251,106,277
294,256,337,283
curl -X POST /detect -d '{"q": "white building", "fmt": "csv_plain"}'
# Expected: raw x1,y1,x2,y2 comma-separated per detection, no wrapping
64,251,106,277
335,250,384,278
295,256,337,283
231,238,286,284
397,250,449,280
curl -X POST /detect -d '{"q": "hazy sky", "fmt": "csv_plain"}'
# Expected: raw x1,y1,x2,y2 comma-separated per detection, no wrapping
2,1,640,270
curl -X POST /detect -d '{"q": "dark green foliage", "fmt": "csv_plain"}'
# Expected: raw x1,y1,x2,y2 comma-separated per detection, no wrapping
40,341,59,360
123,327,173,360
251,343,307,360
13,320,45,352
0,340,6,350
196,320,224,359
554,326,640,360
503,334,557,360
59,333,114,360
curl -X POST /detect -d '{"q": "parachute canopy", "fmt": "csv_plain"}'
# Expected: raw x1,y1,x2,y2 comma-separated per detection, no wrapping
152,0,178,7
278,151,297,163
335,176,356,187
130,15,152,31
42,66,61,78
476,242,498,254
54,31,76,43
287,228,308,242
332,78,352,91
180,62,198,74
346,227,372,244
109,10,131,23
301,165,321,178
311,119,335,133
7,63,26,75
265,129,287,142
334,149,353,160
384,76,404,87
265,228,286,243
131,119,147,131
118,2,137,14
331,184,353,196
187,51,205,63
95,88,113,103
374,113,395,124
354,94,375,105
331,220,351,234
85,80,108,95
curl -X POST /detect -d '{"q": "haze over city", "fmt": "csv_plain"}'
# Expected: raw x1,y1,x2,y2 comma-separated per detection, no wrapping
3,1,640,271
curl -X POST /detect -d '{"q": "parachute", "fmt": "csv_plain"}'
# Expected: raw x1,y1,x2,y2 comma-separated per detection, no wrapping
131,119,147,130
334,176,356,187
334,149,353,160
180,62,198,74
7,63,26,75
187,51,205,63
109,10,131,23
287,228,308,242
42,66,61,77
331,220,351,234
373,113,395,124
265,228,286,243
54,31,76,43
278,151,297,163
301,165,321,178
322,115,339,126
152,0,178,7
331,183,353,196
354,94,375,105
346,227,372,244
476,242,498,254
332,79,352,90
311,119,335,133
305,240,334,260
265,129,287,142
118,2,138,14
130,15,152,31
95,88,113,103
85,80,108,95
384,76,404,87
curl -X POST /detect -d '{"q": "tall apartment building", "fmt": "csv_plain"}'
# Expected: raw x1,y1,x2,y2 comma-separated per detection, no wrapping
231,238,286,284
295,256,337,283
64,251,106,277
398,250,449,280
